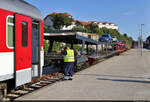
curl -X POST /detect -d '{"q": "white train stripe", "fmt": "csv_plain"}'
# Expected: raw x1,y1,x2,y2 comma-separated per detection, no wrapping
0,52,14,77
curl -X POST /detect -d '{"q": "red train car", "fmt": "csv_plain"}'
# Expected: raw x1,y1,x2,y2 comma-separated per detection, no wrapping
0,0,44,89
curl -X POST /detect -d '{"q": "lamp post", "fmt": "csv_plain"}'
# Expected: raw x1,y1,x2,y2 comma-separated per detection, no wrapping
140,24,144,56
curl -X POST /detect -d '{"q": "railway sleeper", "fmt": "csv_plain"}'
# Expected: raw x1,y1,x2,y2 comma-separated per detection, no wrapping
7,94,20,99
40,81,53,84
36,83,47,86
30,84,43,89
44,76,53,80
47,79,58,82
11,90,29,95
23,87,34,91
50,77,60,80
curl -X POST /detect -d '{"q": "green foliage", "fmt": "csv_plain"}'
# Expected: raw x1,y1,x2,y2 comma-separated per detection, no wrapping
95,28,104,34
44,26,49,33
85,23,99,33
73,44,82,51
44,41,81,53
72,26,88,32
123,33,128,37
65,44,81,51
147,36,150,41
51,42,59,51
49,13,73,30
44,40,49,54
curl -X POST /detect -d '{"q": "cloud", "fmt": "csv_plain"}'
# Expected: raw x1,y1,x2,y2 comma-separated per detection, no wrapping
122,11,136,16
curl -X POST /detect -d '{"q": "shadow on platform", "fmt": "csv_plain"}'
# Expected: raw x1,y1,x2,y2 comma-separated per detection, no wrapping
77,73,150,84
76,74,148,79
96,77,150,84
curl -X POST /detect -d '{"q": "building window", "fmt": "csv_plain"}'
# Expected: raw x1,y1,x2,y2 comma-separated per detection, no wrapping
22,22,28,47
7,16,14,48
88,35,91,39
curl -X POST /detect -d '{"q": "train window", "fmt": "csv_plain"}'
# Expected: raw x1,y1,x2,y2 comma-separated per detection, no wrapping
6,16,14,48
22,22,28,47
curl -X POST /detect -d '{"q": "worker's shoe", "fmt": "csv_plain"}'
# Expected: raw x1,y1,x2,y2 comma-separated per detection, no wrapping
68,78,73,80
62,78,68,81
62,76,68,81
68,77,73,80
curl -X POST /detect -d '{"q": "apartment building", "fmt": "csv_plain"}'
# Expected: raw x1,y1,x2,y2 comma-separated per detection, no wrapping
88,21,119,30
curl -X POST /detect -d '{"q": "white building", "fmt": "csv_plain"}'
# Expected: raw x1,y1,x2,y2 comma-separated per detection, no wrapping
61,20,76,30
89,21,119,30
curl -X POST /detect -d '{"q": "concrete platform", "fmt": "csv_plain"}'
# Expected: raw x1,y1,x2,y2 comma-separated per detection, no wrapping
16,49,150,100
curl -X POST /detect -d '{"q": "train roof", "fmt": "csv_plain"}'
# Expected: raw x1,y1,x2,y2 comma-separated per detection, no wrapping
0,0,42,20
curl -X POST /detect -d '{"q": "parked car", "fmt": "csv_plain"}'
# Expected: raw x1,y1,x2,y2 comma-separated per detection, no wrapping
112,36,118,42
99,34,112,42
118,40,126,44
122,41,126,44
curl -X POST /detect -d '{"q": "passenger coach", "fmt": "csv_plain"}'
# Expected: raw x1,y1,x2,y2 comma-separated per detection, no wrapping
0,0,44,88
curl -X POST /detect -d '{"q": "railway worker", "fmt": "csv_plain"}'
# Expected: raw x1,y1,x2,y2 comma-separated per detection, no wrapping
57,46,77,80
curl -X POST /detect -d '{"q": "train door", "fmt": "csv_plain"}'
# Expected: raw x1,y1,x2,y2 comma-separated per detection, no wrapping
15,14,32,87
32,20,40,78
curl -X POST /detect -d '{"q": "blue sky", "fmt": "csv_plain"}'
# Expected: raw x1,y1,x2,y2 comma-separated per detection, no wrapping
25,0,150,41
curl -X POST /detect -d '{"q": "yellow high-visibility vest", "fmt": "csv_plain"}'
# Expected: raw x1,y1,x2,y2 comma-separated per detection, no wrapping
64,49,75,62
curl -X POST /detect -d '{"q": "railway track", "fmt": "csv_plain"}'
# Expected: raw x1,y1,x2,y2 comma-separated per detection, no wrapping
1,51,123,101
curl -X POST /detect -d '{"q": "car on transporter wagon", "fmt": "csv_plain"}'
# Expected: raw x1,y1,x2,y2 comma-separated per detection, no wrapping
99,34,113,43
112,36,118,42
0,0,44,98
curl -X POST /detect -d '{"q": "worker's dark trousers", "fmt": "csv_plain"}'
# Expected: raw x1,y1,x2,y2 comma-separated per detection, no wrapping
64,62,74,77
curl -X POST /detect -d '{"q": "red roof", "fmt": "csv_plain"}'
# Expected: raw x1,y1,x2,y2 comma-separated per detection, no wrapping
76,20,89,26
73,20,77,22
63,13,72,17
88,21,97,23
48,12,57,15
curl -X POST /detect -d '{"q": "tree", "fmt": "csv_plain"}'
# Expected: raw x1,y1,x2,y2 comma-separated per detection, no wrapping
147,36,150,41
72,26,88,32
44,40,49,54
49,13,73,30
95,28,104,35
44,26,50,33
123,33,128,37
85,23,99,33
